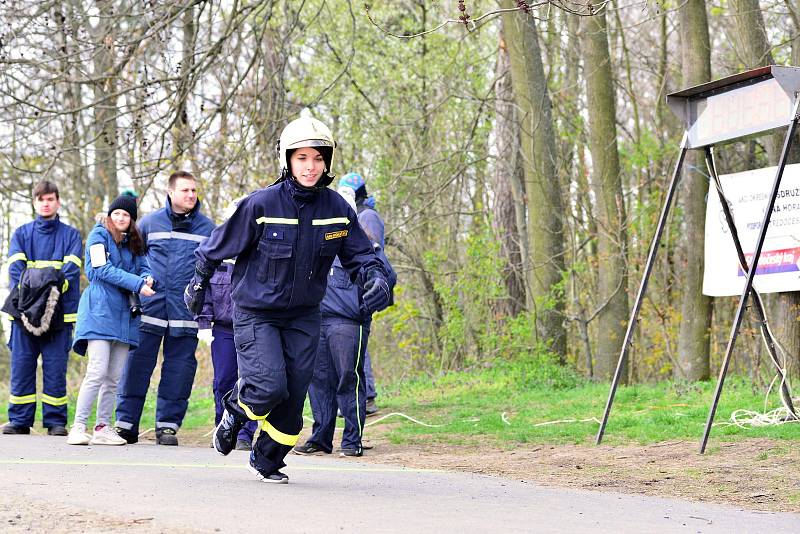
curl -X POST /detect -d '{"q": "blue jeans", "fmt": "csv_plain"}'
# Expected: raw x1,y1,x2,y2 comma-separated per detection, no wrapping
307,317,369,451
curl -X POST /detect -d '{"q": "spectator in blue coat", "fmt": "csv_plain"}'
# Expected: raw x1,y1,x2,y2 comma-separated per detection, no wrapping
294,187,396,458
115,171,215,446
337,172,386,416
2,180,82,436
67,193,154,446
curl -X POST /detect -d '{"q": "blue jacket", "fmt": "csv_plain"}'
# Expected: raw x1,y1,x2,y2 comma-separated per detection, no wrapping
357,203,385,249
6,215,82,325
195,179,385,316
72,223,151,355
197,260,236,332
138,197,214,337
320,245,396,323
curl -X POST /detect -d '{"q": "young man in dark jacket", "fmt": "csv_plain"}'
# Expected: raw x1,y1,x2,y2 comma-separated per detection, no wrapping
2,181,82,436
115,171,215,446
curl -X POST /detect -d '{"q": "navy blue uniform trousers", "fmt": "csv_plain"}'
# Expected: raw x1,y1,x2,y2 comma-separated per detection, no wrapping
229,307,320,473
210,326,256,442
115,329,198,432
7,324,71,428
307,317,369,452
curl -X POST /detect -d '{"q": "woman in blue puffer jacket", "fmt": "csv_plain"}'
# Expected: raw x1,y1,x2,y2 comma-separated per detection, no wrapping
67,193,154,446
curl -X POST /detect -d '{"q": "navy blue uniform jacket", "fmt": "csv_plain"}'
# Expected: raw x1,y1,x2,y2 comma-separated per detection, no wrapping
139,197,215,337
194,179,384,317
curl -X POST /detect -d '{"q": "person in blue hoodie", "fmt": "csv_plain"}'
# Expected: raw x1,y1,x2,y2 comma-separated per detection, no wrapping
293,187,396,458
67,193,153,446
2,180,82,436
185,115,392,484
115,171,215,446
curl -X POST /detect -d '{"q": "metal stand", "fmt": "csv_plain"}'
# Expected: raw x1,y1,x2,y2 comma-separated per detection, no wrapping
596,98,800,451
699,100,800,453
595,133,689,445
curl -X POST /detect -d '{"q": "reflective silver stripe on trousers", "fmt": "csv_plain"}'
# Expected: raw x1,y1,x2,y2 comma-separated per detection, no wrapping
147,231,207,243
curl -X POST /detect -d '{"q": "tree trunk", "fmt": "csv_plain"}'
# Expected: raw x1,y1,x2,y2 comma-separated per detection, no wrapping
492,29,527,318
674,0,713,381
579,7,629,381
733,0,800,380
92,0,119,204
502,3,566,357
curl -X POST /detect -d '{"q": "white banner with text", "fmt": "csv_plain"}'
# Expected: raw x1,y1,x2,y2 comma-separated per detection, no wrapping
704,163,800,296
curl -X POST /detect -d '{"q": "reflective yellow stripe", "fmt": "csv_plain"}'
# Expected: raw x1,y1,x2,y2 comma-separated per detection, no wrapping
27,260,64,269
41,394,68,406
63,313,77,323
7,252,27,264
312,217,349,226
355,325,364,438
62,280,69,293
256,217,299,225
63,255,82,268
9,394,36,404
262,421,299,446
237,399,268,420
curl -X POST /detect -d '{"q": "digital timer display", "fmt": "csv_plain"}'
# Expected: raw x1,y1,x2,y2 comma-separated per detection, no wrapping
667,66,800,149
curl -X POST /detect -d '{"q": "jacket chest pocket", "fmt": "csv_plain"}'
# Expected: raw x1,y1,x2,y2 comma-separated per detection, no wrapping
257,241,293,285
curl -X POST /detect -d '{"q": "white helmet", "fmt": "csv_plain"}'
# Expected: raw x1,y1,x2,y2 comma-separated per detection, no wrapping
277,116,336,187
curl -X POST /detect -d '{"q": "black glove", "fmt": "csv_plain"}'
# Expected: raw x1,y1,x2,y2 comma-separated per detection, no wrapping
362,270,391,315
184,265,213,316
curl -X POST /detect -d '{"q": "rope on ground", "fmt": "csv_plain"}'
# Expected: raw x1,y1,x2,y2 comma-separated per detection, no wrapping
501,412,511,425
717,406,800,429
365,412,444,428
532,417,601,427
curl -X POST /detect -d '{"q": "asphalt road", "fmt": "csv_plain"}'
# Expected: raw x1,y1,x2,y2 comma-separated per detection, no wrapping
1,435,798,533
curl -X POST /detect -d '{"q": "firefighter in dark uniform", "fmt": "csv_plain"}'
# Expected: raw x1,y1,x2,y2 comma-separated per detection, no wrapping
185,116,391,483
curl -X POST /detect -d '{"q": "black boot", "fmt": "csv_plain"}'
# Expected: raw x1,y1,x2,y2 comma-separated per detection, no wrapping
156,427,179,446
213,391,248,456
114,426,138,444
2,424,30,435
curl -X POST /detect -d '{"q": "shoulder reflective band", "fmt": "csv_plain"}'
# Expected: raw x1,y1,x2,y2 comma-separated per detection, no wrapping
41,394,68,406
256,217,299,225
7,252,27,264
63,255,82,267
9,394,36,404
312,217,349,226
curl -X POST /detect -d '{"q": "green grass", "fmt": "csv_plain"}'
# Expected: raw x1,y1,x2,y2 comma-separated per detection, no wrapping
366,357,800,448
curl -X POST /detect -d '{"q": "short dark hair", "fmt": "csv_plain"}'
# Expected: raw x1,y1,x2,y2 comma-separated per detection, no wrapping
32,180,59,200
168,171,195,190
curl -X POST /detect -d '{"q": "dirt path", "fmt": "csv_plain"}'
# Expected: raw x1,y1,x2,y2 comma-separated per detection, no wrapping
172,424,800,514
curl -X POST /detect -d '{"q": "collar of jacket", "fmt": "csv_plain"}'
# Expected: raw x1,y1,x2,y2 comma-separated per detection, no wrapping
34,215,59,234
166,195,201,223
284,177,319,203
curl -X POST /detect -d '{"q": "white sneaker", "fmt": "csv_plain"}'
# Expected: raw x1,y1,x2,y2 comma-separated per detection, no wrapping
66,423,91,446
90,424,127,446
